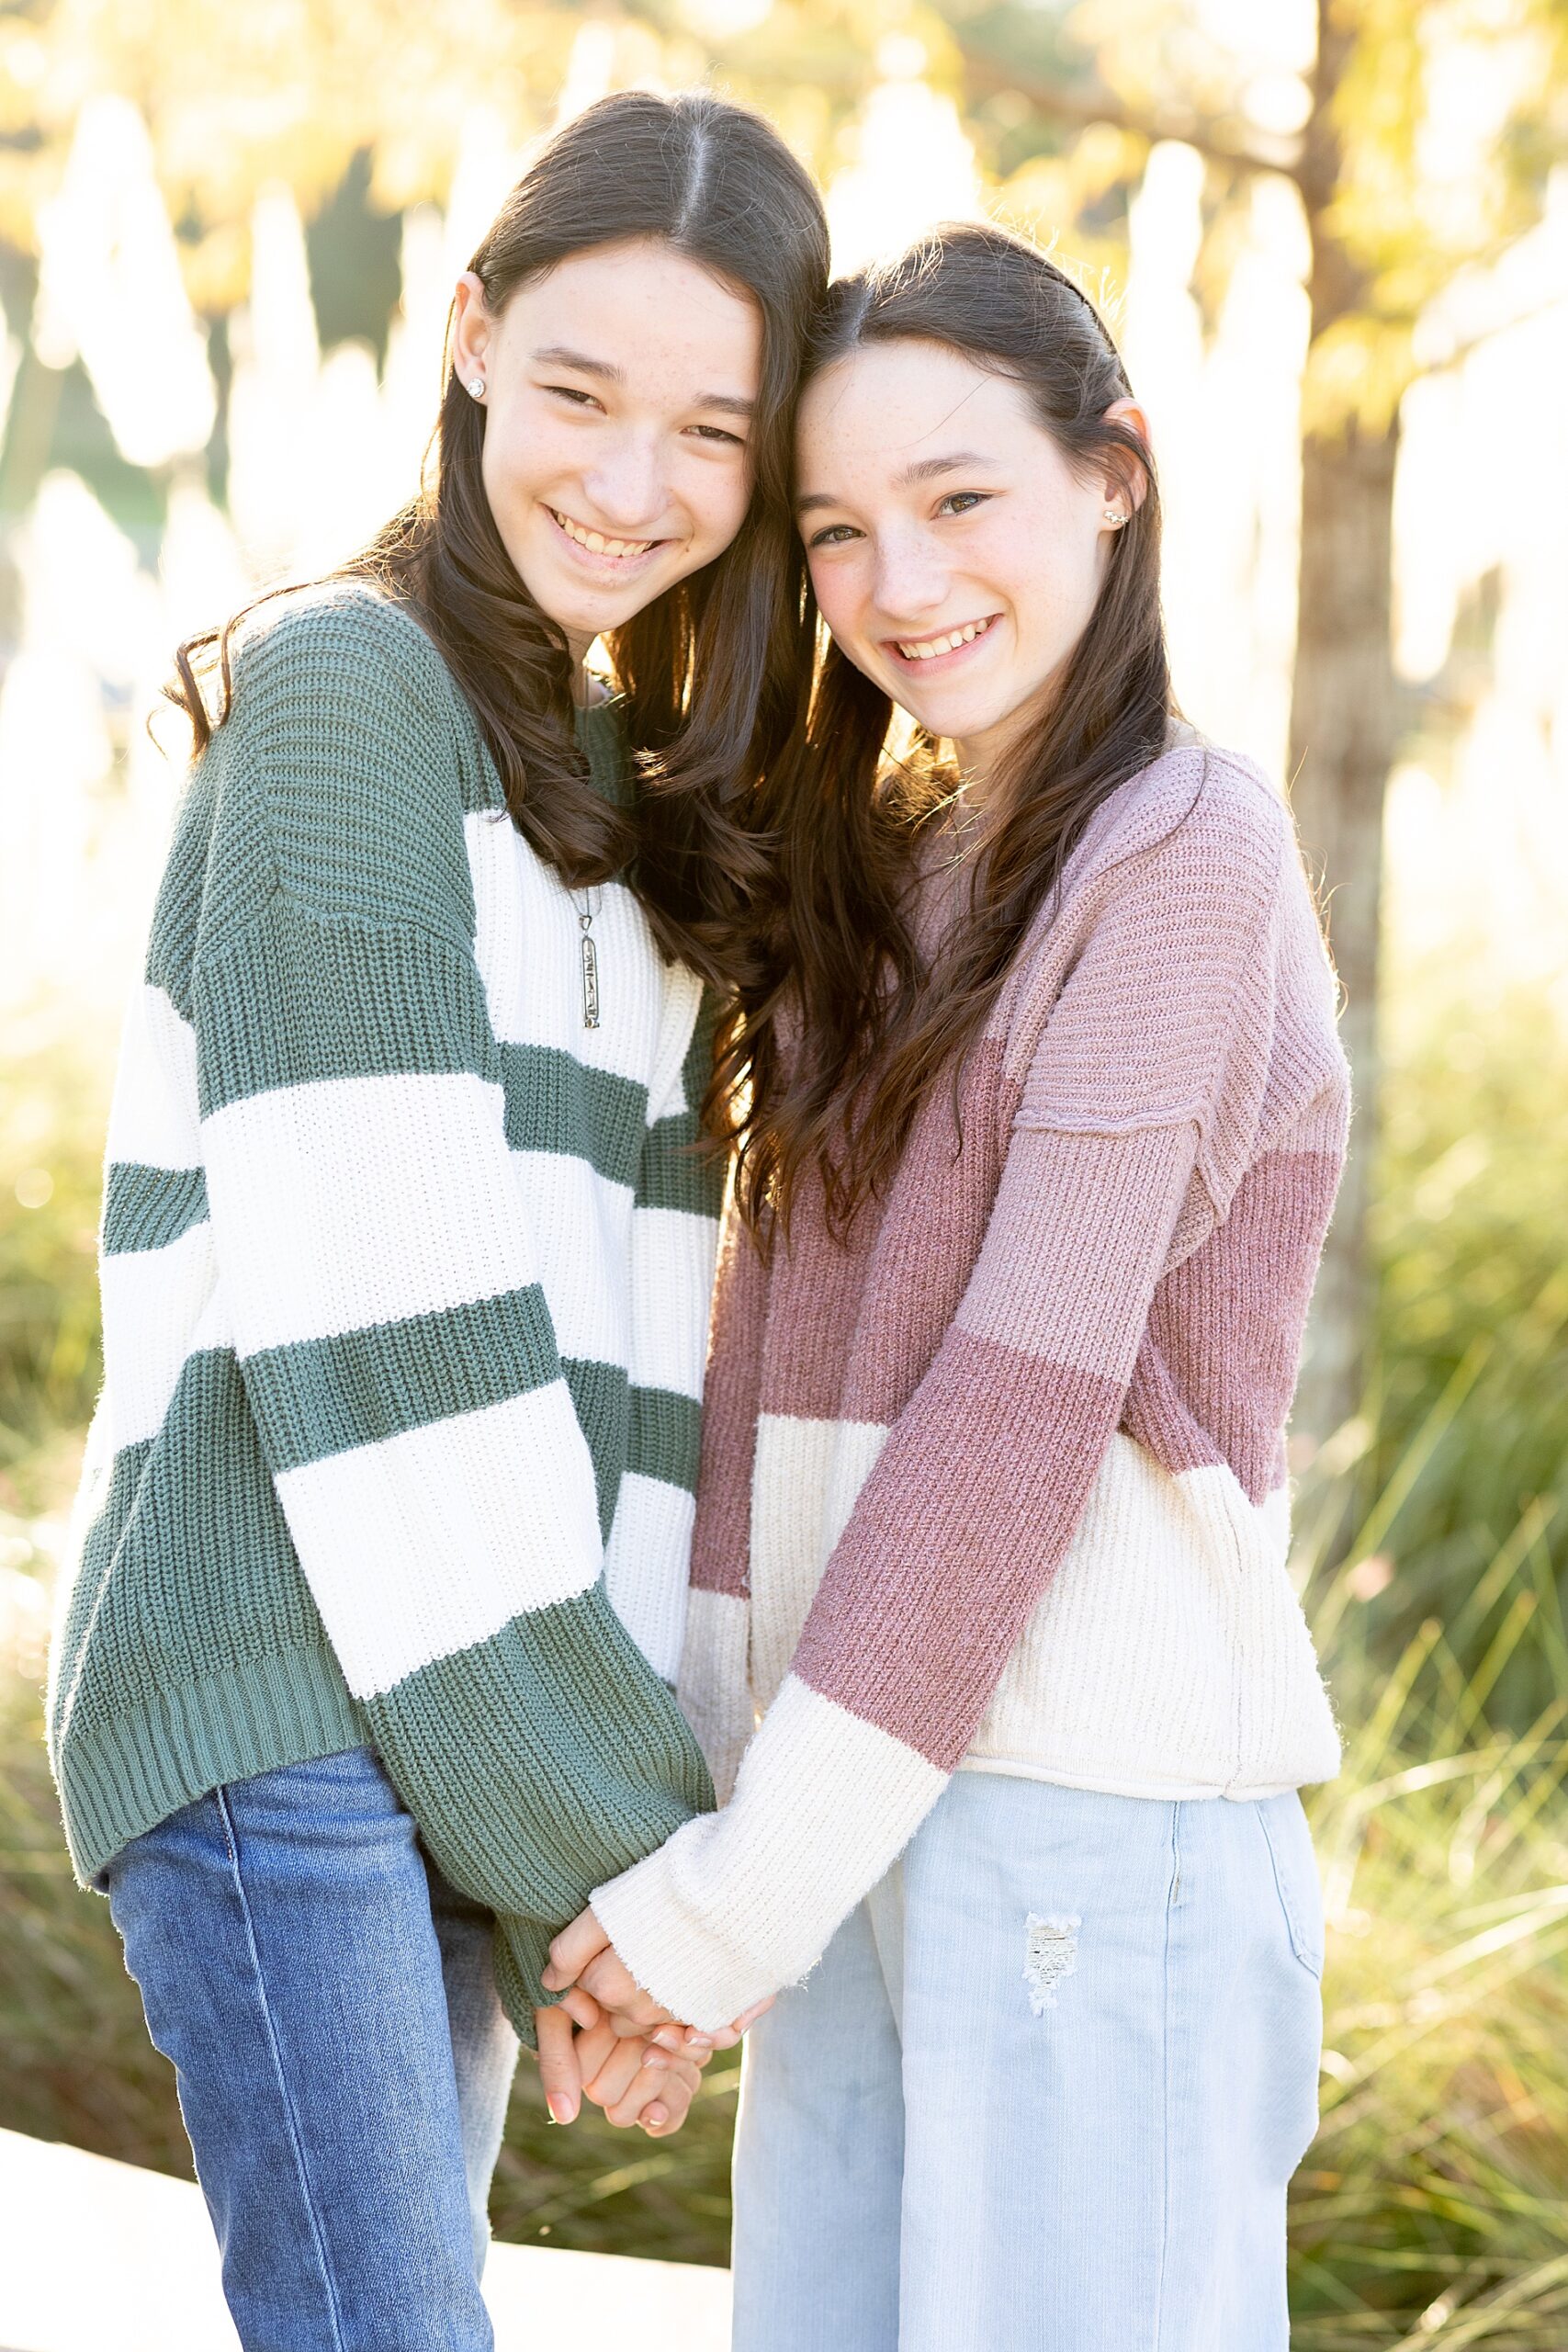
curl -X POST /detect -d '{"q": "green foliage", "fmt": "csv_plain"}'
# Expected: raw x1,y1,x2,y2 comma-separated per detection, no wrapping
1289,1606,1568,2345
0,1018,104,1495
1344,970,1568,1730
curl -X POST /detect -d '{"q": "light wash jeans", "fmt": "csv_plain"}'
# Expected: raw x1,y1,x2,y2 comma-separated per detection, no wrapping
732,1772,1324,2352
103,1747,519,2352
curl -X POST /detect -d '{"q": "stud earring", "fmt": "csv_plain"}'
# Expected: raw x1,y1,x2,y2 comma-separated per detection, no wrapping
1102,505,1127,528
468,378,485,400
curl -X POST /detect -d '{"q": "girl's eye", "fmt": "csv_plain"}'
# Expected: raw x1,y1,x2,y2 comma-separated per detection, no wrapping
689,424,747,447
545,384,602,410
937,491,989,517
807,523,861,549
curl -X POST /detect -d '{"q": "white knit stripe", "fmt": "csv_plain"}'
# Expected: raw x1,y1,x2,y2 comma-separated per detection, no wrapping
592,1674,946,2030
106,984,200,1170
676,1588,753,1804
274,1385,604,1698
202,1073,539,1352
967,1437,1339,1793
98,1220,217,1451
604,1471,696,1684
465,812,662,1083
627,1204,720,1402
749,1414,884,1709
644,960,705,1126
507,1149,634,1371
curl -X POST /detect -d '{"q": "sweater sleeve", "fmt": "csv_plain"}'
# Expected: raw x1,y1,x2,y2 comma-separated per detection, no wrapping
675,1197,771,1800
590,776,1287,2027
189,597,711,2035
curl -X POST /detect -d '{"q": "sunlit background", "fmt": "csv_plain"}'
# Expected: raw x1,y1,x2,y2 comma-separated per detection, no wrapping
3,3,1567,2342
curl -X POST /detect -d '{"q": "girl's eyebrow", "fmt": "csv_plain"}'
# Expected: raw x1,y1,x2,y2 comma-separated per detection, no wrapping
532,343,753,418
797,450,995,514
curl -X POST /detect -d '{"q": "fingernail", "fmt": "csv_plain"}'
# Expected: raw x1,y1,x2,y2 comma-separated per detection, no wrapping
686,2034,713,2051
547,2093,573,2124
644,2106,668,2130
651,2028,682,2052
643,2052,668,2070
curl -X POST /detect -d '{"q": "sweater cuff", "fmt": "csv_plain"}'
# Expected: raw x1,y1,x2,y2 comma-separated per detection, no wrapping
591,1672,948,2030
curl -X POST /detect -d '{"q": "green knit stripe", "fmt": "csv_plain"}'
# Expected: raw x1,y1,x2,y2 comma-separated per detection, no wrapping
629,1384,702,1493
102,1164,209,1256
54,1643,362,1886
560,1357,629,1540
556,1364,702,1532
244,1285,563,1473
363,1583,713,2035
636,1113,725,1217
196,902,496,1119
577,695,635,808
499,1043,647,1189
55,1350,338,1751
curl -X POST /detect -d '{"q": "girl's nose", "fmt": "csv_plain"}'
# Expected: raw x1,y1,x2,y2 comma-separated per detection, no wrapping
582,433,667,535
874,530,950,625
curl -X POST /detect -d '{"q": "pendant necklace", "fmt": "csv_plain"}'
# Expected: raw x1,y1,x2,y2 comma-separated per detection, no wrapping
574,886,602,1030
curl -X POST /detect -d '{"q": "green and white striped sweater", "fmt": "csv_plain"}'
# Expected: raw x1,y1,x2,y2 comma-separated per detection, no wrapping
48,584,720,2030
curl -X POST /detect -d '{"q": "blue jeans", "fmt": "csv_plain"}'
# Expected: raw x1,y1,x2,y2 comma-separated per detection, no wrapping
732,1774,1324,2352
104,1747,519,2352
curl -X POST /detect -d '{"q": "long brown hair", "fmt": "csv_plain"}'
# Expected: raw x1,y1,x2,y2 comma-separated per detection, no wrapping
169,90,830,988
728,221,1173,1236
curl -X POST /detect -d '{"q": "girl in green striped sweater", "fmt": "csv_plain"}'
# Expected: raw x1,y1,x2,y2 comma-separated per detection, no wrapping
48,90,827,2350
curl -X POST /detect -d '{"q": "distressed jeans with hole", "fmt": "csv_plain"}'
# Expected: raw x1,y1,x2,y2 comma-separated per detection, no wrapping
103,1747,519,2352
732,1772,1324,2352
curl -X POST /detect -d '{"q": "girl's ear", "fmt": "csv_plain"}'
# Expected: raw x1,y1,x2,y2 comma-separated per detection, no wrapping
450,273,493,398
1102,396,1152,514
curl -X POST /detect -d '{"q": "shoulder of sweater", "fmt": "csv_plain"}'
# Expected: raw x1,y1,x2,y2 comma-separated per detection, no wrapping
225,579,466,733
189,582,488,953
1068,737,1294,901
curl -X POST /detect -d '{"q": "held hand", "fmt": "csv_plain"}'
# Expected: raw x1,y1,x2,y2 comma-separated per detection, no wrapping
535,1985,707,2136
543,1905,689,2039
543,1904,775,2049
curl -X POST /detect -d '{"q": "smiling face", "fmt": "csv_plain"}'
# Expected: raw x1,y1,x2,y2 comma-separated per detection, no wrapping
797,336,1140,783
451,237,765,666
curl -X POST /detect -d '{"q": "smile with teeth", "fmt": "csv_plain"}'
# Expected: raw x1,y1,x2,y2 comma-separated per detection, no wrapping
893,614,999,662
547,505,661,560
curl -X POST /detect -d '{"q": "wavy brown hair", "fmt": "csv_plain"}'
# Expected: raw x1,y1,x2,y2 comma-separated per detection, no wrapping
727,221,1173,1237
169,90,829,990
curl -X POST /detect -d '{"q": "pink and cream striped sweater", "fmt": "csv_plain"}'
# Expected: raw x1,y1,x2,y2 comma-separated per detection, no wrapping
591,739,1348,2030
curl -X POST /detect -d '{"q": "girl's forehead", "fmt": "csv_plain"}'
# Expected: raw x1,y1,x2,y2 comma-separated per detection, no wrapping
795,345,1033,473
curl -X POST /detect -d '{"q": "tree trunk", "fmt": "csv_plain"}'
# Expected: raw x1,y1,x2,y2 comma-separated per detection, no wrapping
1287,413,1399,1449
1285,0,1400,1452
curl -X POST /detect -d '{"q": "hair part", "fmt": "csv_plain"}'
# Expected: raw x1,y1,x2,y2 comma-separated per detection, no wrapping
725,220,1173,1238
168,89,830,999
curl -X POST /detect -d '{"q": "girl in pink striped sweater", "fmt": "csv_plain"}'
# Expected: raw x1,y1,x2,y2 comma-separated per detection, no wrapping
547,222,1348,2349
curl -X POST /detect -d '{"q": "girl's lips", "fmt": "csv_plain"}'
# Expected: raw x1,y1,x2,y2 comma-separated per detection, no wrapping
883,613,1003,677
543,503,670,577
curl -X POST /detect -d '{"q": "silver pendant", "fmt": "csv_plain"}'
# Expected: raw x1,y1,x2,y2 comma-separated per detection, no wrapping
580,922,601,1029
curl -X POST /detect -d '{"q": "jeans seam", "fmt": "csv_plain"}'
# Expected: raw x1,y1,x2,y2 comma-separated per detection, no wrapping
1153,1801,1180,2351
215,1783,349,2352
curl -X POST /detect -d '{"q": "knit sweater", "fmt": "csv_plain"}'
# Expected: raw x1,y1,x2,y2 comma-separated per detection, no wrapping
591,740,1348,2031
48,584,721,2030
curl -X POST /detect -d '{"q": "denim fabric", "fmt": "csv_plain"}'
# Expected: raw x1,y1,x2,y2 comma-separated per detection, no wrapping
104,1747,519,2352
732,1773,1324,2352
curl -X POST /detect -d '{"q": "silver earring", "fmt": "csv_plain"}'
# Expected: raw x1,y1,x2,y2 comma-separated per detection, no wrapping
1102,505,1127,528
468,378,485,400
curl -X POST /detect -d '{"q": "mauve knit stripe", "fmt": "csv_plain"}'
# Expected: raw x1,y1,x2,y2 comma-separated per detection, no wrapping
755,1182,875,1422
792,1333,1123,1770
688,1212,766,1598
1123,1147,1344,1503
835,1039,1014,1424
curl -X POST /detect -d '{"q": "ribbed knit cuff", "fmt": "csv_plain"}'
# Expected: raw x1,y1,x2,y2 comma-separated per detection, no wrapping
592,1673,949,2030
